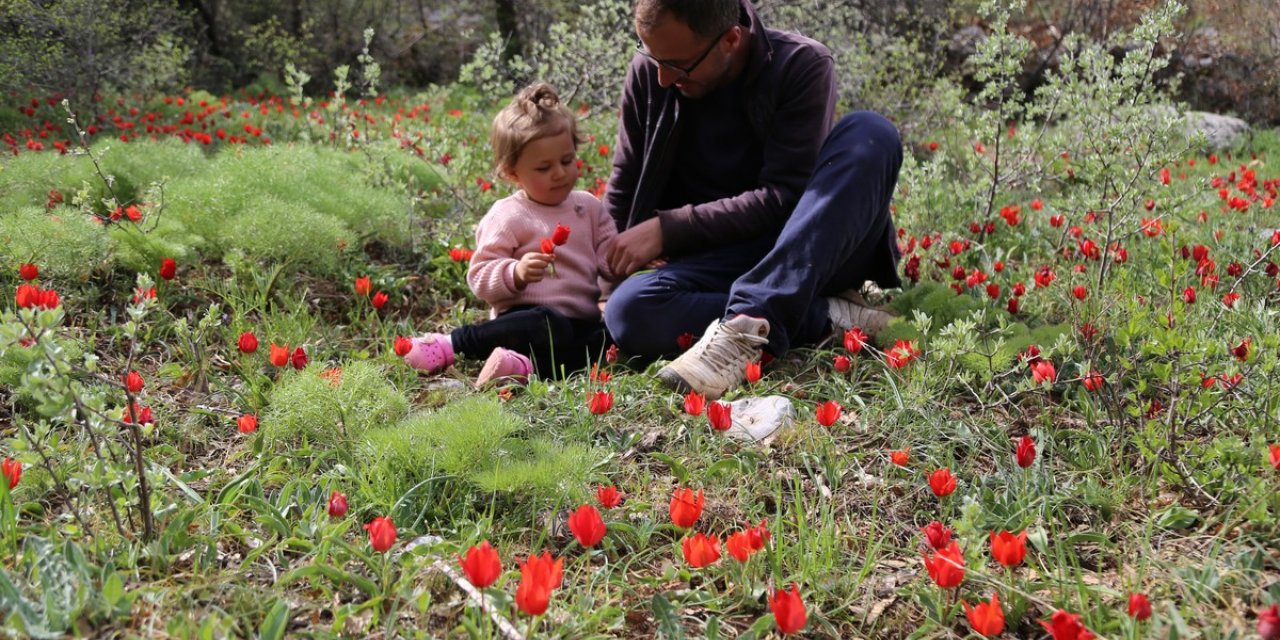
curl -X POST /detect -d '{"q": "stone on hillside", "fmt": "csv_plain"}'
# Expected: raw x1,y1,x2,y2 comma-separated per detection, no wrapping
723,395,795,445
1182,111,1250,150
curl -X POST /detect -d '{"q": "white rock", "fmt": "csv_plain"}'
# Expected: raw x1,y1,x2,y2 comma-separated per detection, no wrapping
722,395,795,445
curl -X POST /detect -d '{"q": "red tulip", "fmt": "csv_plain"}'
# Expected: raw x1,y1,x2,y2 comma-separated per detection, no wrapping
123,371,144,394
123,403,153,425
676,332,695,351
371,291,389,309
921,521,952,550
833,354,851,372
354,276,371,296
551,223,571,246
1127,592,1152,621
596,485,623,508
238,331,259,353
1232,337,1251,362
814,400,842,427
964,593,1005,636
844,327,868,353
459,541,502,589
540,238,555,254
745,519,771,550
15,284,39,308
291,347,308,370
236,414,258,433
393,336,413,357
744,359,762,384
726,530,755,562
327,490,348,518
159,257,176,280
1258,604,1280,640
768,583,807,635
587,390,613,415
1030,359,1057,384
669,487,704,528
269,343,289,366
1082,371,1104,391
683,391,705,416
364,516,397,553
1072,285,1087,300
1270,444,1280,471
2,457,21,489
922,540,966,588
18,263,38,281
707,401,732,431
890,448,909,466
567,504,607,548
885,339,920,369
515,552,563,616
989,530,1027,567
681,532,720,568
1040,610,1095,640
1182,286,1197,303
1016,435,1036,468
928,468,957,497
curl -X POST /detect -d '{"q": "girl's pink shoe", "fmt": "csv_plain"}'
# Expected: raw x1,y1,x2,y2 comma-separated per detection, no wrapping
405,333,455,374
475,348,532,388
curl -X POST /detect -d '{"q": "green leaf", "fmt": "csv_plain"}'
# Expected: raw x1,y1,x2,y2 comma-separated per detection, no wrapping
1154,505,1199,530
650,453,688,484
652,592,684,640
102,571,123,607
280,563,378,597
257,599,289,640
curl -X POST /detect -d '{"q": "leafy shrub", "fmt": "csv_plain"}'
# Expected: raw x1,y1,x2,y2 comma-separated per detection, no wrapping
221,195,356,274
262,361,409,448
360,396,599,508
0,150,95,214
0,206,110,281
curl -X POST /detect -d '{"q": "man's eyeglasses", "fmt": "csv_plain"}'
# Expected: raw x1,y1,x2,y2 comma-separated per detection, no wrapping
636,30,728,79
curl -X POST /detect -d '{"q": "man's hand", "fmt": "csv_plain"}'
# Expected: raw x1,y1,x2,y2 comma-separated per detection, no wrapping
608,217,664,277
514,252,554,289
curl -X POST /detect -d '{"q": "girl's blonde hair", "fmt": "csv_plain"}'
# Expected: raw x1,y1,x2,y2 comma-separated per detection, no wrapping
491,83,583,179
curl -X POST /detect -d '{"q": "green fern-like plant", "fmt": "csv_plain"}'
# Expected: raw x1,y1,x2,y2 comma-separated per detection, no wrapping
0,206,111,280
263,361,409,448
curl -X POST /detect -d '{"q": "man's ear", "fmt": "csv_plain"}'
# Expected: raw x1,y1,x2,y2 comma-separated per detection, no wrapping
723,24,744,50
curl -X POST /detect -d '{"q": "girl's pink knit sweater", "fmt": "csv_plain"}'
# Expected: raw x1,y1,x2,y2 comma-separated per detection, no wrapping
468,190,618,320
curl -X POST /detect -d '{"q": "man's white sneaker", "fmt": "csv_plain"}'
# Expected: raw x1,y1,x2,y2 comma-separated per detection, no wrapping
825,290,895,336
657,316,770,400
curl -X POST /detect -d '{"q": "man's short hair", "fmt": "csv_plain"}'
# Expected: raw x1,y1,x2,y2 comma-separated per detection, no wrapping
634,0,739,39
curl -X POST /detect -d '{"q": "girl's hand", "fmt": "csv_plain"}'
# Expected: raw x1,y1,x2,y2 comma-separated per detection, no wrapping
515,252,554,289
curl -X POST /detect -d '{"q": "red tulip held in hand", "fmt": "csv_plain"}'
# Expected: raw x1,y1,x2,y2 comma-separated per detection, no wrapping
551,223,571,246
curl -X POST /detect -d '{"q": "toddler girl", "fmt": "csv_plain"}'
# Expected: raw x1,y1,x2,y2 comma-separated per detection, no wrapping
405,83,618,386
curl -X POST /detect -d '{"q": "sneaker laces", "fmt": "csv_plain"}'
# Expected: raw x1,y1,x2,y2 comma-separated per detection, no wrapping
692,320,768,373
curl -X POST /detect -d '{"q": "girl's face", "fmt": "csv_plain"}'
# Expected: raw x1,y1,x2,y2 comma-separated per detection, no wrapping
505,130,580,206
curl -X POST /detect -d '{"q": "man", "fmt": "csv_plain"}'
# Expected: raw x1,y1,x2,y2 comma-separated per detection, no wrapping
603,0,903,400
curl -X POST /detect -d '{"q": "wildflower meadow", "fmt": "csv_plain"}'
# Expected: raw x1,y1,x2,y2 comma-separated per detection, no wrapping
1,0,1278,638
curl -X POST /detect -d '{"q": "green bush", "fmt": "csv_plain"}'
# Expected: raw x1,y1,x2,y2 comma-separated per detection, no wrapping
221,195,356,274
262,361,410,448
360,396,599,506
0,206,110,281
0,151,95,214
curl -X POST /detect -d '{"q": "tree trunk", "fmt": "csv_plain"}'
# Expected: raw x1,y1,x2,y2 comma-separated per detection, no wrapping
494,0,522,62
